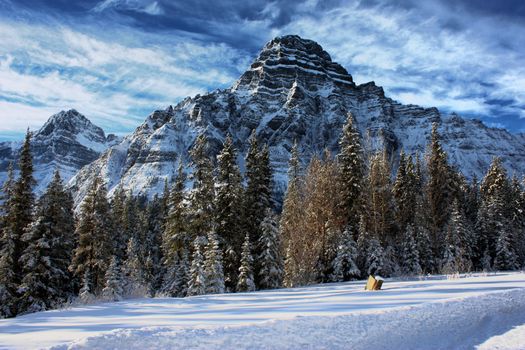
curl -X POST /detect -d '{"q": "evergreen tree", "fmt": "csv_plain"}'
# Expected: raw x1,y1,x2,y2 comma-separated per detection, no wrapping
215,135,244,291
162,161,189,295
204,230,225,294
331,226,360,281
11,130,36,277
337,113,364,228
0,164,17,317
400,224,422,276
102,256,124,301
393,151,417,232
18,171,75,314
494,227,518,270
257,209,283,289
110,186,128,261
175,247,190,297
244,131,273,283
79,269,95,303
366,238,386,276
187,237,206,296
188,133,215,240
70,176,114,295
145,194,167,294
237,234,255,292
426,123,454,257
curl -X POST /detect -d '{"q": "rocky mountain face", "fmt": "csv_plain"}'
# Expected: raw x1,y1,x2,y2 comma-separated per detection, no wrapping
68,35,525,204
0,109,118,194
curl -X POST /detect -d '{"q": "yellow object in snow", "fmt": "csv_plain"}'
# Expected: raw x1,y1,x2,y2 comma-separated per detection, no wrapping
365,275,384,290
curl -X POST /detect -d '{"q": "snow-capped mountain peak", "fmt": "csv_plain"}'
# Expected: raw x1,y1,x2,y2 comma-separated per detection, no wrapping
67,35,525,204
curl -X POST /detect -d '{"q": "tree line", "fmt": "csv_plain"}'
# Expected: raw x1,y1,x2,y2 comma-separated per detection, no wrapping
1,115,524,318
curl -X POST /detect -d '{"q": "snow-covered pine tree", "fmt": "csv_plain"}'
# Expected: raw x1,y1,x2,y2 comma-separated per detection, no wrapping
79,269,95,304
237,234,255,292
494,226,518,271
70,175,114,296
11,130,36,277
400,224,422,276
426,123,454,258
102,256,123,301
175,247,190,297
110,185,128,261
366,238,386,277
187,237,206,296
0,163,17,317
337,112,364,229
448,199,473,271
145,194,167,294
258,209,283,289
124,212,150,297
331,225,360,282
204,230,225,294
18,170,76,314
478,157,512,264
188,133,215,241
393,151,417,232
162,161,189,296
509,176,525,267
215,135,243,291
356,215,370,276
244,131,273,285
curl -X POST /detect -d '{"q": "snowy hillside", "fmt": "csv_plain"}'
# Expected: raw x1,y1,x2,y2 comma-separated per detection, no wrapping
0,109,118,194
68,35,525,204
1,272,524,350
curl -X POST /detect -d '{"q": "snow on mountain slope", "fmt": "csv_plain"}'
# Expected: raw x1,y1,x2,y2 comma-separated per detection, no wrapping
68,35,525,204
0,272,524,350
0,109,118,194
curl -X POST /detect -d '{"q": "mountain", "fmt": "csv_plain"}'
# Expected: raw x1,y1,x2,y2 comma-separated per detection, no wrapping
68,35,525,204
0,109,119,194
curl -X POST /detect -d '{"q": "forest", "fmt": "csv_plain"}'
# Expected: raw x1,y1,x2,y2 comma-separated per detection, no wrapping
0,114,524,318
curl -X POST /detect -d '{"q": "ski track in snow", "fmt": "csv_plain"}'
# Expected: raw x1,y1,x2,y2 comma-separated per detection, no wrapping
1,272,525,350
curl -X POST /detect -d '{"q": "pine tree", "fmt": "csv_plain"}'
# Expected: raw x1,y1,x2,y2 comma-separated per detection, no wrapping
11,130,36,276
337,113,364,228
426,123,454,257
18,171,76,314
70,176,114,295
393,151,417,232
237,234,255,292
145,194,167,294
204,230,225,294
175,247,190,297
366,238,386,276
188,133,215,240
125,234,147,296
162,162,189,295
244,131,273,284
0,164,17,317
102,256,124,301
79,269,95,303
187,237,206,296
400,224,422,276
215,135,243,291
110,185,128,261
258,209,283,289
331,226,360,281
356,215,370,276
494,227,518,271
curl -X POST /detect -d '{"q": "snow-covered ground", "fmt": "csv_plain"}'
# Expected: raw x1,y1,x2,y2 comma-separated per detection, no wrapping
1,272,525,350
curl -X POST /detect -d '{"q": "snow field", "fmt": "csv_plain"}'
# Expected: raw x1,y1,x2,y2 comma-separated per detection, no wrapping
0,272,524,349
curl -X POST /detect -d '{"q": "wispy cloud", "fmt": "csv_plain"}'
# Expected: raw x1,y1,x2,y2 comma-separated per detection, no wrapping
0,0,523,139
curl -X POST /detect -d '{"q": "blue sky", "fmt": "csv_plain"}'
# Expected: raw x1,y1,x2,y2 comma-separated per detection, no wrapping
0,0,524,140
